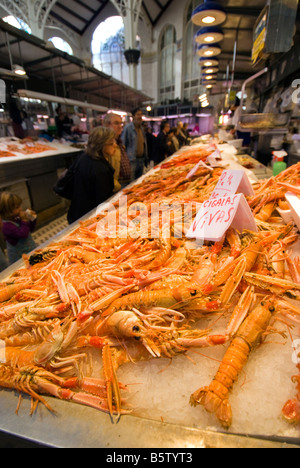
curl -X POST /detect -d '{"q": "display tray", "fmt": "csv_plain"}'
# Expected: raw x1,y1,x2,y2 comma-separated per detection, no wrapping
239,113,290,130
236,155,273,179
0,138,82,164
0,146,299,448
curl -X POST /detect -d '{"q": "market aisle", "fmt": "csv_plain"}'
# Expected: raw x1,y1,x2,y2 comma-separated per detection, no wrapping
32,213,68,247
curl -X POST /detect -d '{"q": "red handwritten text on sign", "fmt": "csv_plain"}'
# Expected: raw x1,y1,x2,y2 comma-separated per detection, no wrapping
187,193,257,242
210,169,254,199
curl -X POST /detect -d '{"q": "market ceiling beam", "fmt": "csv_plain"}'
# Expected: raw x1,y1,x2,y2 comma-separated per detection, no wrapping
0,18,152,111
49,10,83,36
24,54,56,68
151,0,174,26
54,2,87,24
80,0,110,35
141,1,153,26
71,0,97,15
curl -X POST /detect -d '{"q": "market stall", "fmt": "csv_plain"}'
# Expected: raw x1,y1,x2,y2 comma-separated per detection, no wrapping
0,137,82,220
0,142,299,448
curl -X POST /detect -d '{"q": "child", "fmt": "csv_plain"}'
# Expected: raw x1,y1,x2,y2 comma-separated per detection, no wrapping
0,192,37,265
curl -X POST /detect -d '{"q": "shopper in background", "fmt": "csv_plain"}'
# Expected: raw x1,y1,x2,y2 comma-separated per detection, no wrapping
0,192,37,265
91,113,103,129
9,99,25,139
168,127,180,154
229,97,251,146
229,97,241,129
67,127,116,224
55,106,73,139
177,122,188,147
182,123,191,144
122,108,148,180
104,113,131,189
142,122,156,164
153,120,172,164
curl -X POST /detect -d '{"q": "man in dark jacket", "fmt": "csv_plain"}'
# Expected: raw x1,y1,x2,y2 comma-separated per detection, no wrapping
122,108,148,180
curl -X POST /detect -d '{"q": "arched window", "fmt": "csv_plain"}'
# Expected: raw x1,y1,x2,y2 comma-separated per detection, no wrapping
159,25,176,104
3,15,31,34
183,1,201,101
92,16,141,89
48,37,73,55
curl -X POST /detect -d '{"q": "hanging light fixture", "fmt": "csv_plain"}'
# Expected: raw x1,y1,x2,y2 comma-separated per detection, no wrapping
192,1,227,27
12,64,26,76
5,33,27,78
204,82,216,90
199,58,219,68
195,26,224,45
202,73,217,82
197,44,221,58
202,74,217,81
202,66,219,75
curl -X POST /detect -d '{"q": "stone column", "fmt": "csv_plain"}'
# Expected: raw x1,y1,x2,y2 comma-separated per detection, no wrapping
124,48,140,89
110,0,143,89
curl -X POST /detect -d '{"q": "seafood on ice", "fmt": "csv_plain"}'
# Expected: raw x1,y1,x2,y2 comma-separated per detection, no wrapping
0,146,300,436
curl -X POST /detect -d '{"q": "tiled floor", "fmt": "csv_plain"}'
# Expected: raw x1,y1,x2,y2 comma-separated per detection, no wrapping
32,213,69,247
0,213,70,272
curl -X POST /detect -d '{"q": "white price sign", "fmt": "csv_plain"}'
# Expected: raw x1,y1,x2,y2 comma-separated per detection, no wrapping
186,193,258,242
210,169,254,199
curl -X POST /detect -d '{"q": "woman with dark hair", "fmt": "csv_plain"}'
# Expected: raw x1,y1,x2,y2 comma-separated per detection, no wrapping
67,126,116,224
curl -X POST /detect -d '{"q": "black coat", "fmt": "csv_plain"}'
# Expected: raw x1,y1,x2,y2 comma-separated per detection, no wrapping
67,152,114,224
153,132,171,164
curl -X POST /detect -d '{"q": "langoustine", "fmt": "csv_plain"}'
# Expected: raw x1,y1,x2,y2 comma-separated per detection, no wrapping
0,150,300,430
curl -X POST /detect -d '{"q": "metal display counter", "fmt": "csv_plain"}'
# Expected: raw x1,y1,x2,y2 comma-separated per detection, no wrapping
0,140,82,215
0,147,299,449
0,205,299,449
1,390,298,448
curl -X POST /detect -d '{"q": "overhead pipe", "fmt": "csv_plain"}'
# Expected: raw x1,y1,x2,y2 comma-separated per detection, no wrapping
235,67,269,132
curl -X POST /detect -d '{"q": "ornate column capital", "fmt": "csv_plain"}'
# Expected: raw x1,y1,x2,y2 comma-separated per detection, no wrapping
124,49,141,65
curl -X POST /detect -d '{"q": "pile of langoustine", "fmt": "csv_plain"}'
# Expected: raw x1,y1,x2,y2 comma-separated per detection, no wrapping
1,148,300,430
0,138,57,158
